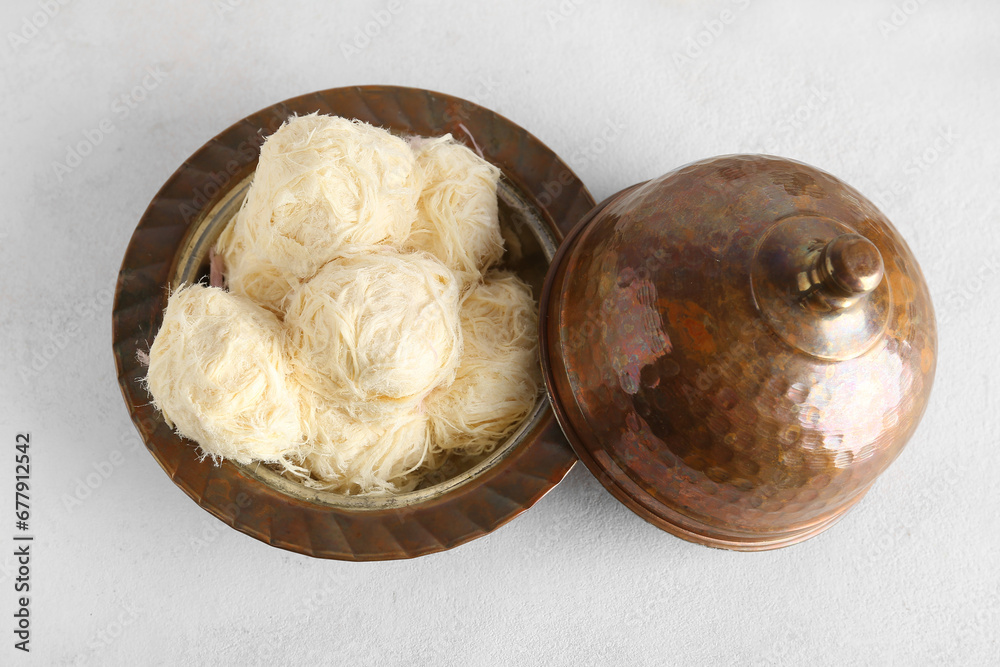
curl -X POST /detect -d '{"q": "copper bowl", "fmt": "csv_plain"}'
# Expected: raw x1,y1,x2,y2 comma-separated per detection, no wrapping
540,155,937,550
112,86,595,560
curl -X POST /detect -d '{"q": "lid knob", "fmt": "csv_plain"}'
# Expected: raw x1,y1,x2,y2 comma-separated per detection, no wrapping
809,233,884,310
751,216,892,360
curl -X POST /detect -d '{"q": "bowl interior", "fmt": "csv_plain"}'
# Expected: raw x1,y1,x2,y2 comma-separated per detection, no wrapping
170,169,559,510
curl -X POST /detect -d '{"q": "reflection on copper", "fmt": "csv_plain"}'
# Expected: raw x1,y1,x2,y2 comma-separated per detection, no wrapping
540,155,937,550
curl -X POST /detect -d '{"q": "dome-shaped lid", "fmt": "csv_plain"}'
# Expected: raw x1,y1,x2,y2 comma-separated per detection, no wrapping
539,155,937,550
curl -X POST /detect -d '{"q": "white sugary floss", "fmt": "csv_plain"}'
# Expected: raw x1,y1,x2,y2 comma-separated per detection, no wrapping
425,272,541,457
283,248,463,422
406,135,505,282
145,285,304,467
146,113,542,495
215,113,421,312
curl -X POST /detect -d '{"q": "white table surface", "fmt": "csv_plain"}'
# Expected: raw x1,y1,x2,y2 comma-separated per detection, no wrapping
1,0,997,665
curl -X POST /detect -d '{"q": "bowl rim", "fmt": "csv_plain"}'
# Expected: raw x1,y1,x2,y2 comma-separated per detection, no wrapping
112,85,596,560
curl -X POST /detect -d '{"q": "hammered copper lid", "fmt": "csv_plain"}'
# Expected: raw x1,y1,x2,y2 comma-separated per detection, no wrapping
539,155,937,551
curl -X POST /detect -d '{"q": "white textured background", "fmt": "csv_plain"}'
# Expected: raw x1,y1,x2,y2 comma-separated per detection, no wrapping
1,0,997,665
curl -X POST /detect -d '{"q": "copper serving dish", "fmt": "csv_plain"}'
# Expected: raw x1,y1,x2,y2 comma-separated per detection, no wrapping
112,86,593,560
114,89,936,559
539,155,937,550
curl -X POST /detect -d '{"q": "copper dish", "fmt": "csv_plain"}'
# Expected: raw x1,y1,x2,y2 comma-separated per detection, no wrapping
112,86,595,560
539,155,937,550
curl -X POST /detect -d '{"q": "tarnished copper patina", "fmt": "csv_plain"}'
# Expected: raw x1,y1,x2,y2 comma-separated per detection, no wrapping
539,155,937,550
